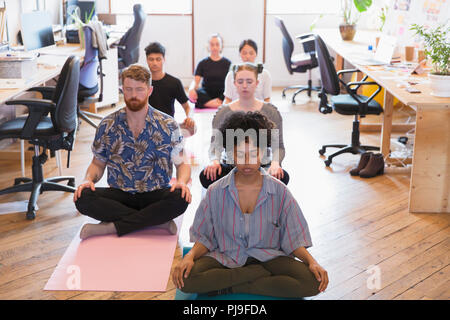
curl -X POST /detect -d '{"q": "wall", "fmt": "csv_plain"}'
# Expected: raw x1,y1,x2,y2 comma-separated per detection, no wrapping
4,0,383,86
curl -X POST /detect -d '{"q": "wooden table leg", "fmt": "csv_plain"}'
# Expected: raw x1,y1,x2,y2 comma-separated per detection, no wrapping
409,105,450,213
380,91,394,158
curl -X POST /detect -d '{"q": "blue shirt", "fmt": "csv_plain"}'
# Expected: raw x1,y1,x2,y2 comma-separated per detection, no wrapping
91,106,183,193
190,167,312,268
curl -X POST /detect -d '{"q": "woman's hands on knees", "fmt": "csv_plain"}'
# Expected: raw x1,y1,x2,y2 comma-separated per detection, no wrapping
173,254,195,289
308,262,329,293
268,161,284,180
73,180,95,202
188,89,198,103
204,160,222,181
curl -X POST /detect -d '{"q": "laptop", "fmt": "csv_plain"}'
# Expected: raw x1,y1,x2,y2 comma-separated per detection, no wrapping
352,34,397,66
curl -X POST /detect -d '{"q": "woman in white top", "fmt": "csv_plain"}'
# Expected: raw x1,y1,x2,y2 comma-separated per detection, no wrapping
223,39,272,103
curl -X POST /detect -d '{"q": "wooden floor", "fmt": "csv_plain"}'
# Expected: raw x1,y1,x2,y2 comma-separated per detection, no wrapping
0,89,448,300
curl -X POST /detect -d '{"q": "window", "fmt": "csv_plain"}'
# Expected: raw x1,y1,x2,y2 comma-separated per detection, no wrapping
110,0,192,14
266,0,340,14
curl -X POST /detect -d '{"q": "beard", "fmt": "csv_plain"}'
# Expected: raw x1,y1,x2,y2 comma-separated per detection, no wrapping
124,96,147,112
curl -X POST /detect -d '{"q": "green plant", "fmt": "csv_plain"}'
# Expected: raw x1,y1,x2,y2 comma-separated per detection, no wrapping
68,4,96,47
378,5,388,31
341,0,373,25
410,24,450,75
310,14,324,31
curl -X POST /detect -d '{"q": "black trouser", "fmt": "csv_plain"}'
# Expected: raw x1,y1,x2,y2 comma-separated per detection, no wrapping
75,187,189,236
195,87,225,108
199,163,290,189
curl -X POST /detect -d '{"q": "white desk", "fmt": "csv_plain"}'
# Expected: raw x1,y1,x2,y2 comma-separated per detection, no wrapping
316,28,450,214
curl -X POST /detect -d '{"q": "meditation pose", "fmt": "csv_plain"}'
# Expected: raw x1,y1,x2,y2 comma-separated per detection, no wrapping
74,64,191,240
173,111,328,298
188,33,231,109
145,41,195,133
224,39,272,103
200,62,288,188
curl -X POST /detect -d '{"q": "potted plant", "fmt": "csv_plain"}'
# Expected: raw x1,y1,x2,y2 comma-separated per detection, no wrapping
68,4,96,48
411,23,450,97
339,0,373,41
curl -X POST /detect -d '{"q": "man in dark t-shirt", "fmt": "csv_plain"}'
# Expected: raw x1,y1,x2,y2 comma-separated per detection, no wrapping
145,42,195,133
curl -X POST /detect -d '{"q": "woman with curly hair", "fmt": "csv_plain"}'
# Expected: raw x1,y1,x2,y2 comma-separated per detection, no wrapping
173,111,328,298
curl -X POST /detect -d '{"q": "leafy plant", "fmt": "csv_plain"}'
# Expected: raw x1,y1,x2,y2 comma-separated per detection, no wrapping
378,5,388,31
341,0,373,25
410,24,450,75
310,14,324,31
68,4,96,47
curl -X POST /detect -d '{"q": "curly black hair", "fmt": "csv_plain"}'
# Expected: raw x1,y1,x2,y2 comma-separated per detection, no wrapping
218,111,275,149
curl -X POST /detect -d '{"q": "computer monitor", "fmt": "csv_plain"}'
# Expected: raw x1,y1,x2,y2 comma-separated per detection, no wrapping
21,11,55,51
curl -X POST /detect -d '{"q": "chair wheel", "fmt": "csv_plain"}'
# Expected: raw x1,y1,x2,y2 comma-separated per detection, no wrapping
319,148,326,155
324,159,332,167
68,179,75,187
26,210,36,220
14,178,23,185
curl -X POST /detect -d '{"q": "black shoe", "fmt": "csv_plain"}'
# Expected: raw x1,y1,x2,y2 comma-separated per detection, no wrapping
350,152,373,176
206,287,233,297
359,153,385,178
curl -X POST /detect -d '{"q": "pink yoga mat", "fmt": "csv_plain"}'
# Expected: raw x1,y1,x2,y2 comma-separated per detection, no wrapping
44,216,182,292
193,107,218,113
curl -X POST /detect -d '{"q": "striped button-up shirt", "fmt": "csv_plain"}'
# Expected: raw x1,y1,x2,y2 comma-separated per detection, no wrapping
190,168,312,268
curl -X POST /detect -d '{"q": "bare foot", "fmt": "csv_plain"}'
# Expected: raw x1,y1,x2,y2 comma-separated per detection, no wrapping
80,222,117,240
204,98,222,108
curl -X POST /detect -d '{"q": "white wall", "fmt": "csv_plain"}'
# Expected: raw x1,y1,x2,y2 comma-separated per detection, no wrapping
5,0,378,86
265,13,341,87
115,14,193,86
193,0,264,69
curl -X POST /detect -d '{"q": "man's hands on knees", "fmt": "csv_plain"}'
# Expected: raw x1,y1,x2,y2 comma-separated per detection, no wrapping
173,253,195,289
170,180,192,203
73,180,95,202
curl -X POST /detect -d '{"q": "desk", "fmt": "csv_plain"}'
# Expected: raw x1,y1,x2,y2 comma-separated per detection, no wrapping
0,40,120,162
316,28,450,213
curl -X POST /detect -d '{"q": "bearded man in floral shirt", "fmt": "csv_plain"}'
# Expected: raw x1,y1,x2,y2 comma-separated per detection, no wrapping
74,64,191,240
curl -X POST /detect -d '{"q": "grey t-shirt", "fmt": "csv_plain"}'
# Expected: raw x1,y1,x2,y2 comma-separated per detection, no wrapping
209,103,285,165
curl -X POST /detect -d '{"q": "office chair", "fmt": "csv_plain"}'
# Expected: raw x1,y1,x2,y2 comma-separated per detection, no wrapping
314,35,383,167
114,4,146,70
77,25,106,129
27,26,105,129
274,16,321,103
0,56,79,220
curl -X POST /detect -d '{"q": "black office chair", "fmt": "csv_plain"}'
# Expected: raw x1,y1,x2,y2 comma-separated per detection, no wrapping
314,35,383,167
0,56,79,219
274,16,321,103
114,4,146,70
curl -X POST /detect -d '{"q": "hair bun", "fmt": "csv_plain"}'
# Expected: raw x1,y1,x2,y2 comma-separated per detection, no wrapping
256,63,264,74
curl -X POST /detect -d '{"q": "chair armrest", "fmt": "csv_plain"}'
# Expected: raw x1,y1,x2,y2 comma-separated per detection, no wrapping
337,69,359,77
5,99,56,139
110,43,126,50
27,86,56,100
5,98,56,112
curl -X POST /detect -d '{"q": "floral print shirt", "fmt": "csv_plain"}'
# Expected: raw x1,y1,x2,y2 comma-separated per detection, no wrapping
91,106,183,193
